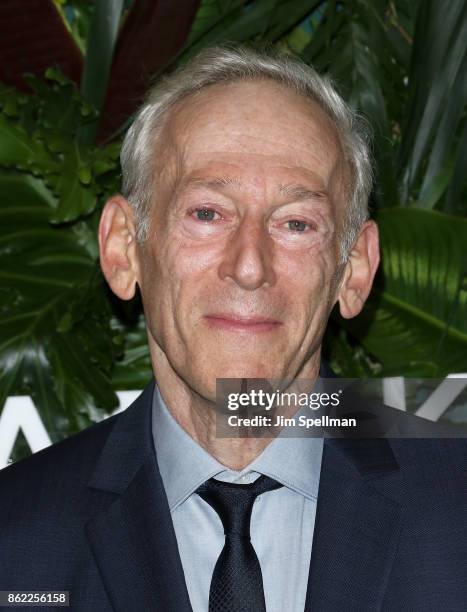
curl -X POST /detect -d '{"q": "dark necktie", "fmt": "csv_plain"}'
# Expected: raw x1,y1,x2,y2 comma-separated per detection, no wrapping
196,474,283,612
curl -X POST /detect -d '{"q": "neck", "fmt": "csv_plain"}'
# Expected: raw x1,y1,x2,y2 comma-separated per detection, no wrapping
149,342,321,470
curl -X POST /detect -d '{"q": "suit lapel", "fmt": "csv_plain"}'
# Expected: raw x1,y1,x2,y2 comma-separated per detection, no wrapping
304,437,403,611
85,381,192,612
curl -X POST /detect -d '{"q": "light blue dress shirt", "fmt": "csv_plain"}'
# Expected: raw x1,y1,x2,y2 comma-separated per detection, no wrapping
152,382,324,612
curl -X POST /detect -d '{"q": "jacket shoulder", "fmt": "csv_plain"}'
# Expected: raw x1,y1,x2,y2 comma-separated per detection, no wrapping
0,412,120,522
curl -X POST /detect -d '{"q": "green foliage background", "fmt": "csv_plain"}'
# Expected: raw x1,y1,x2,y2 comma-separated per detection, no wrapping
1,0,466,458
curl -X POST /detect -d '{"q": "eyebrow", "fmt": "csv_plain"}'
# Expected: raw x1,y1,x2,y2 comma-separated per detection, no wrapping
278,183,328,202
182,175,242,190
180,175,328,202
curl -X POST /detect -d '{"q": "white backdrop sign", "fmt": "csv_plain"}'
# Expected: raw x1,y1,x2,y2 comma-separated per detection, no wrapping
0,377,466,469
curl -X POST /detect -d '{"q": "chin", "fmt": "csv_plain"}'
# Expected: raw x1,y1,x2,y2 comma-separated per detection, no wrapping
213,364,277,380
189,361,286,405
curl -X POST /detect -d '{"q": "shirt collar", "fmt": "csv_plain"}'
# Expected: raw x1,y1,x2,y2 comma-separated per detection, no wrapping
152,381,324,511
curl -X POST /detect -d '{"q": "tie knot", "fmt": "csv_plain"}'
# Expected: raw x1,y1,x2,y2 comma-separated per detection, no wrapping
196,475,282,539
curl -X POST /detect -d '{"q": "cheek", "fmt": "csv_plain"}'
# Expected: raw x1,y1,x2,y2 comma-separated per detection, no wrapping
280,246,335,291
164,232,227,292
277,250,337,329
138,240,177,327
149,239,219,317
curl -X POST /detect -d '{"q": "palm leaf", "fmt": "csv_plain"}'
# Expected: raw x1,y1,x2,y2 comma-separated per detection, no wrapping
301,0,406,209
177,0,323,64
398,0,467,207
79,0,125,143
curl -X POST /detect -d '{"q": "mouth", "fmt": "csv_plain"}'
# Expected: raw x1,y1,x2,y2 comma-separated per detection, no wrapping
203,313,283,333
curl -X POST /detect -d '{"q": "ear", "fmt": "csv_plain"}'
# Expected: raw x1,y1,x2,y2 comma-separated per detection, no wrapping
337,220,380,319
98,196,140,300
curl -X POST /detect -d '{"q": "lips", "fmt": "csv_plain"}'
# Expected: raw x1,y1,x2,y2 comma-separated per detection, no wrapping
203,313,282,332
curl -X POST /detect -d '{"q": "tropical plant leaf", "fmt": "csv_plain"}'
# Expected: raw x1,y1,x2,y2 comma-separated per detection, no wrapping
445,120,467,215
0,74,120,224
185,0,245,48
50,141,97,222
0,172,119,436
0,115,60,175
338,208,467,376
54,0,95,55
79,0,125,143
178,0,323,64
398,0,467,206
322,321,382,377
110,313,153,390
417,51,467,208
301,0,405,209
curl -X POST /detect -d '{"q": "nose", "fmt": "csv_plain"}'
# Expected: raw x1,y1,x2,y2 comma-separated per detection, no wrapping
217,215,277,290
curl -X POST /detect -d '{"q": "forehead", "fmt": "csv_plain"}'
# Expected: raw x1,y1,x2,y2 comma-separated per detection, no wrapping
159,79,345,186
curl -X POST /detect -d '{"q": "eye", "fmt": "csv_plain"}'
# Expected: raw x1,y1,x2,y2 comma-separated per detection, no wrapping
286,219,311,232
191,207,221,221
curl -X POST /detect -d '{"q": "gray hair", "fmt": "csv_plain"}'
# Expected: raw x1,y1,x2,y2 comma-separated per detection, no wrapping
120,44,373,263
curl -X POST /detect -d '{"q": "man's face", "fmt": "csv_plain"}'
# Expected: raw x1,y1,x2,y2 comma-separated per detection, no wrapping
137,79,347,400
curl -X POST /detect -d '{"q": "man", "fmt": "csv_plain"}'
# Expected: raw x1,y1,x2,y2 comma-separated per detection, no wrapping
0,45,466,611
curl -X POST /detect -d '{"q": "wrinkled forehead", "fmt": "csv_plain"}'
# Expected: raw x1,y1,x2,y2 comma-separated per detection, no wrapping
152,79,348,203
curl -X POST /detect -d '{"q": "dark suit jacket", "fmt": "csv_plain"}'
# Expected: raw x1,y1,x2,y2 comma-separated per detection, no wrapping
1,376,467,611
